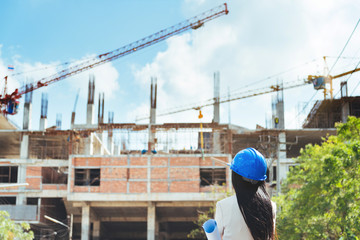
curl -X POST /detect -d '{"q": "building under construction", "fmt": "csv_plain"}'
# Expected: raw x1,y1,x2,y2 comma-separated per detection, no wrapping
0,75,343,240
2,2,359,238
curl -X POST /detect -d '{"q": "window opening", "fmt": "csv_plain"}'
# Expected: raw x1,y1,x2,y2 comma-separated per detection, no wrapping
74,169,100,186
27,198,38,205
200,168,226,187
0,166,18,183
42,167,68,184
0,197,16,205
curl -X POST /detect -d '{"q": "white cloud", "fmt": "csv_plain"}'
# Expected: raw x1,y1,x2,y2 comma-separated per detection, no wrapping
131,23,237,123
2,54,120,100
0,50,120,129
130,0,360,129
66,55,120,100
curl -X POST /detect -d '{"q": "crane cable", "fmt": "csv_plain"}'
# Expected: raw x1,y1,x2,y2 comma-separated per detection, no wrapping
289,18,360,127
328,18,360,75
349,59,360,95
331,18,360,98
136,59,321,121
227,58,318,96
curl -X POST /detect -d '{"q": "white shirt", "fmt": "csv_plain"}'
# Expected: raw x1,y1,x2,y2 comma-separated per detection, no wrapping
214,195,276,240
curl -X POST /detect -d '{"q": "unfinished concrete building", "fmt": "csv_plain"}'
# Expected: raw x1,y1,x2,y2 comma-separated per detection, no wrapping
0,77,344,239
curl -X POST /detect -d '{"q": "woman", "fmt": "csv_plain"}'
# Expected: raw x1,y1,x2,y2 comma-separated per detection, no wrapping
215,148,276,240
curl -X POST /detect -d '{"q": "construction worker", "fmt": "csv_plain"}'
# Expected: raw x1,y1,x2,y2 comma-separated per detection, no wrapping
215,148,276,240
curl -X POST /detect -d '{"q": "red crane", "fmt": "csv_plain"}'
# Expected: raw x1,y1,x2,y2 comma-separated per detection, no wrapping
1,3,229,115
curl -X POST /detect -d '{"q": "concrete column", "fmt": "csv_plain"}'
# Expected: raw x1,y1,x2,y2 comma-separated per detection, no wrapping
20,135,29,159
213,71,220,124
276,101,285,129
212,130,221,153
147,202,156,240
17,134,29,205
341,102,350,123
16,165,27,205
39,118,47,131
87,104,95,126
114,144,121,155
23,102,32,130
71,112,76,129
92,221,100,240
108,136,114,155
276,132,286,195
81,205,90,240
84,133,94,155
100,133,105,155
272,88,284,129
148,77,157,152
155,220,159,240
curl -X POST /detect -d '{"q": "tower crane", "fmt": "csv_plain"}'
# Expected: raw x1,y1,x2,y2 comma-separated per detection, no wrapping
136,66,360,121
307,66,360,99
0,3,229,115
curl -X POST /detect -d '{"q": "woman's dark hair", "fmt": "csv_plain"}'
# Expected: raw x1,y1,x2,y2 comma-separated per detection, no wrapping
232,171,274,240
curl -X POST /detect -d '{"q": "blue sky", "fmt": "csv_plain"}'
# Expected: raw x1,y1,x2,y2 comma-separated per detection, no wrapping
1,0,360,130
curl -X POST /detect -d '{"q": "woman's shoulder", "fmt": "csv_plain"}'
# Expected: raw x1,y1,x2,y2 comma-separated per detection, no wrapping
217,195,237,207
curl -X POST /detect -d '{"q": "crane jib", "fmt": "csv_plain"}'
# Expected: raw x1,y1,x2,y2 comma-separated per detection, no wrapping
15,3,229,98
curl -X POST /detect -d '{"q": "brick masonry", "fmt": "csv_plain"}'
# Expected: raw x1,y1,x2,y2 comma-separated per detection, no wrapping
70,155,228,194
0,155,229,196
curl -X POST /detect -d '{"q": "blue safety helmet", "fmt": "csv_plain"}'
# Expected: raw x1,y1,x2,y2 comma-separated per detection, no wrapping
229,148,267,181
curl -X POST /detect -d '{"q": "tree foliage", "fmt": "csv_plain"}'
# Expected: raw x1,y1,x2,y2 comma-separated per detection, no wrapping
276,116,360,239
0,211,34,240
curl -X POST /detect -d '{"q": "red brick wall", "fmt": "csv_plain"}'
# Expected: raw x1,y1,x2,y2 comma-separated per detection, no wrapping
151,181,168,192
70,156,228,194
170,181,199,192
26,166,42,190
100,180,126,193
170,168,199,180
151,168,167,179
129,181,147,193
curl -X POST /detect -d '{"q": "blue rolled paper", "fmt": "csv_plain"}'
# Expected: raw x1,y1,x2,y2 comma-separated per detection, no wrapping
203,219,217,233
203,219,221,240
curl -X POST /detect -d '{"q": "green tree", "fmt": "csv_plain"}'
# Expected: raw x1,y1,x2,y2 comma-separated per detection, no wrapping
275,116,360,240
0,211,34,240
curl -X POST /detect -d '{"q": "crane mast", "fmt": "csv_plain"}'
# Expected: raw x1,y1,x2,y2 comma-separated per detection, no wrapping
1,3,229,114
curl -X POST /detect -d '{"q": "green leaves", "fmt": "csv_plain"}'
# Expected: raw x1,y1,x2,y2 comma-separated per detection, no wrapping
275,116,360,239
0,211,34,240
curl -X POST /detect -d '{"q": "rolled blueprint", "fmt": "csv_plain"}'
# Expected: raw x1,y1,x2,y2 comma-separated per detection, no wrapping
202,219,221,240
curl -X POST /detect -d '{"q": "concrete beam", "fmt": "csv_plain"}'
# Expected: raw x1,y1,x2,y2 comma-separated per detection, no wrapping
71,124,99,129
25,190,67,198
0,159,68,167
73,202,148,208
67,193,227,202
99,216,147,222
156,201,214,207
72,153,230,158
76,216,198,223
